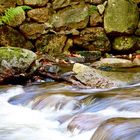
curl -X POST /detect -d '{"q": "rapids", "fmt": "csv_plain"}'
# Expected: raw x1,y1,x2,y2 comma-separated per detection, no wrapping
1,82,140,140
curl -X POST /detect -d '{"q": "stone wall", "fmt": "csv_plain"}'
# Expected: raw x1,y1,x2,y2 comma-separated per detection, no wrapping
0,0,140,55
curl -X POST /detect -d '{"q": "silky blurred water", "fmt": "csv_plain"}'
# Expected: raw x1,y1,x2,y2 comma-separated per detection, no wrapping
1,82,140,140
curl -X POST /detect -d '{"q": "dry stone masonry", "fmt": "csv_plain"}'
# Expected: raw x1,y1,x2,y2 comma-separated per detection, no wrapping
0,0,139,55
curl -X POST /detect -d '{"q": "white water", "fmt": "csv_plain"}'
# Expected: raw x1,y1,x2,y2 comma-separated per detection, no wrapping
1,85,140,140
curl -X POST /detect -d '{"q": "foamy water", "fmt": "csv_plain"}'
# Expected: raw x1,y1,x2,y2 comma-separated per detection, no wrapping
1,84,140,140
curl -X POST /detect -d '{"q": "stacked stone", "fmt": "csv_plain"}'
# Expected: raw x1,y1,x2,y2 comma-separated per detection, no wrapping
0,0,139,55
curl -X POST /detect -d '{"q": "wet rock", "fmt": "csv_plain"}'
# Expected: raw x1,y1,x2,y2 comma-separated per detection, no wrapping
91,58,134,68
52,0,79,10
112,36,139,51
20,23,46,39
27,8,52,23
73,63,140,88
104,0,139,34
49,3,89,30
31,94,81,111
24,0,48,7
85,0,106,4
90,9,103,26
35,34,68,54
73,27,110,52
0,25,34,49
68,113,107,133
91,118,140,140
0,47,36,74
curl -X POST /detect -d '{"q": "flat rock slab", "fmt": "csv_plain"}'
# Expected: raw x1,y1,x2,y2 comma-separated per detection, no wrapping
73,63,140,88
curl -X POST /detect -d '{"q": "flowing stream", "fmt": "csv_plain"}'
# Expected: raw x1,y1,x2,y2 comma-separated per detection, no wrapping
1,82,140,140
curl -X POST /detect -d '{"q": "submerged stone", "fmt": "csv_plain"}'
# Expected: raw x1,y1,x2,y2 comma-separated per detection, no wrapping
104,0,139,34
91,118,140,140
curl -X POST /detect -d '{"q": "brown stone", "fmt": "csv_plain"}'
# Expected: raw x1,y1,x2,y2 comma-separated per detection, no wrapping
90,10,103,26
27,8,51,23
20,23,46,39
24,0,48,7
35,34,68,55
49,3,89,30
52,0,80,10
85,0,106,4
73,27,110,52
0,25,34,49
0,0,16,14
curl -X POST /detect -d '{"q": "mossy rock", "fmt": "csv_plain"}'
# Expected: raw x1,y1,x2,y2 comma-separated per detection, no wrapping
49,3,89,30
0,47,37,73
112,36,138,51
36,34,68,55
104,0,139,34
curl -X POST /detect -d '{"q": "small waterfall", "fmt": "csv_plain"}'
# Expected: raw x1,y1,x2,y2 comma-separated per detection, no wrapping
1,83,140,140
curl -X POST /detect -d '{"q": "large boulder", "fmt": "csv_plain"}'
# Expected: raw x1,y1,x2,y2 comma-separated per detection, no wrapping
104,0,139,34
0,47,37,83
73,27,110,52
73,63,140,88
0,47,36,72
